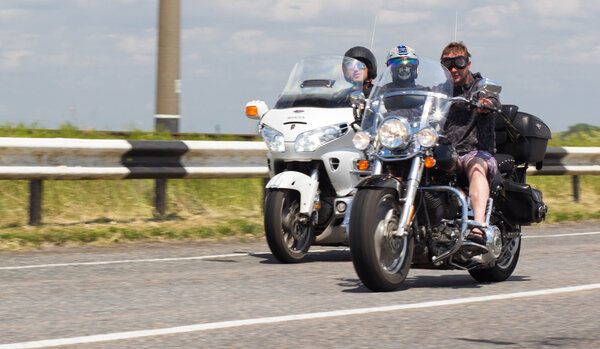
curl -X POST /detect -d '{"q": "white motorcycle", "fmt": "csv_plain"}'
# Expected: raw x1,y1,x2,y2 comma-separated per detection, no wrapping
245,55,368,262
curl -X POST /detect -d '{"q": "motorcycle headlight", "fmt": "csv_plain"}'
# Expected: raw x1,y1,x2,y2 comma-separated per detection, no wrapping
417,127,438,147
295,125,343,152
261,125,285,153
378,117,411,149
352,131,370,150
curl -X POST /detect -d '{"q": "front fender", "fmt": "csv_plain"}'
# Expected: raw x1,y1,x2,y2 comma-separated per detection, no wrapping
356,175,404,195
266,171,319,215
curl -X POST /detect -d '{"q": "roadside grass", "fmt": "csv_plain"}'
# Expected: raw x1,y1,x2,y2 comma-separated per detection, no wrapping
0,178,265,250
1,175,598,250
528,175,600,223
0,124,598,250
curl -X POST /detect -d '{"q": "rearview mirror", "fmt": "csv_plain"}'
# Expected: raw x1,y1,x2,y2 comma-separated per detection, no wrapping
472,78,502,96
350,91,366,109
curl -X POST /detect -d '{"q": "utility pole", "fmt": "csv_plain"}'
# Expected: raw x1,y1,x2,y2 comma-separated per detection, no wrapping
155,0,181,133
154,0,180,216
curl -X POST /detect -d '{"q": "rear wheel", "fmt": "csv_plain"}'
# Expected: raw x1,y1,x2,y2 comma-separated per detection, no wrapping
264,189,314,263
349,188,414,292
469,236,521,282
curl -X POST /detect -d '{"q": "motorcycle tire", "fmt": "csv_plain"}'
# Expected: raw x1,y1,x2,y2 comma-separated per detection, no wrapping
349,188,414,292
469,236,521,282
264,189,314,263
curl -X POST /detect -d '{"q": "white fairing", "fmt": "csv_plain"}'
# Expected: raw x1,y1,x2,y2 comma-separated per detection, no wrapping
261,107,354,142
262,107,363,196
266,171,318,215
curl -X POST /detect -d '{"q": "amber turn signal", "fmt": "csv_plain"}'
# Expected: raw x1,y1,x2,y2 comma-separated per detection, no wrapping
246,106,258,116
357,160,370,171
424,157,436,168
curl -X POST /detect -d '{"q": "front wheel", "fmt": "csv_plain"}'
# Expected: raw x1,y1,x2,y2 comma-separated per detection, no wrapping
264,189,314,263
349,188,414,292
469,236,521,282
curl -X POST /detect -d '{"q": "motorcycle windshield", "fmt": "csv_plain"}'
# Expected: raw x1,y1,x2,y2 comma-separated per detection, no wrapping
361,57,454,134
274,55,367,109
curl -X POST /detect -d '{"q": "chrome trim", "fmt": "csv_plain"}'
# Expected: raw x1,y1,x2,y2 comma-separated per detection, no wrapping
349,170,372,175
372,159,383,175
485,198,494,225
381,90,449,99
393,156,424,238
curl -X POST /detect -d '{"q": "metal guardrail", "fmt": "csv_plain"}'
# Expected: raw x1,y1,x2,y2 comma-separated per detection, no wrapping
527,146,600,175
1,138,598,179
0,137,597,225
0,137,269,180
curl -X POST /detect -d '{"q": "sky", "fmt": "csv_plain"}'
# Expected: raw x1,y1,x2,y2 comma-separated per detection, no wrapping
0,0,599,135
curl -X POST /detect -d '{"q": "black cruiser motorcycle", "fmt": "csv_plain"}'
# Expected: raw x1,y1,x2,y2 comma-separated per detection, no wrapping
348,57,550,291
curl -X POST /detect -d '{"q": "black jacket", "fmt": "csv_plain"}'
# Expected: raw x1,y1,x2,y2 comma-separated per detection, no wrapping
443,72,501,155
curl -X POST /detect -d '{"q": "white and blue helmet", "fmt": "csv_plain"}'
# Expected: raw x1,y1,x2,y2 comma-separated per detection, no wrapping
386,45,419,84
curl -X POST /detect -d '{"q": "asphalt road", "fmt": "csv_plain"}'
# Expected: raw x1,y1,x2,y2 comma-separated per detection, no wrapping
0,222,599,348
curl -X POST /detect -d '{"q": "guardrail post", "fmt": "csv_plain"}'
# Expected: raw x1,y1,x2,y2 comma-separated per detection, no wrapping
29,180,43,226
155,178,167,216
572,175,580,202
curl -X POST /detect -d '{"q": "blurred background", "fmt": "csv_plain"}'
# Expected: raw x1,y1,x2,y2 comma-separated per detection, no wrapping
0,0,598,135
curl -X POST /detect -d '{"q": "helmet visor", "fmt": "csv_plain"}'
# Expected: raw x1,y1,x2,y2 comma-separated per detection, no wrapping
387,58,418,67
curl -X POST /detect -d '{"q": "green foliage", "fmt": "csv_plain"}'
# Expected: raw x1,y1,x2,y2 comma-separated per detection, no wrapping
549,123,600,147
0,122,260,141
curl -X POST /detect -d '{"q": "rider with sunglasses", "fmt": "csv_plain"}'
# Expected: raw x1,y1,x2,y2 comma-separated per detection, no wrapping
343,46,378,96
441,41,501,248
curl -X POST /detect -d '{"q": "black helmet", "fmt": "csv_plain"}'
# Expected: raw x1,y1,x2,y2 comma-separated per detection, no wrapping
344,46,377,80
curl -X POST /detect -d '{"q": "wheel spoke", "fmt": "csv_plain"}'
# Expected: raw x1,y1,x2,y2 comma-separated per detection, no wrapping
374,195,407,274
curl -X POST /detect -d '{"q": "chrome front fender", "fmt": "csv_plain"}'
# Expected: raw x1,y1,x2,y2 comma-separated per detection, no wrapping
266,171,319,215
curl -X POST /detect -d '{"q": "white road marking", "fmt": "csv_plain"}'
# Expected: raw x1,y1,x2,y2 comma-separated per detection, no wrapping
0,248,345,270
522,231,600,239
0,232,597,271
1,283,598,349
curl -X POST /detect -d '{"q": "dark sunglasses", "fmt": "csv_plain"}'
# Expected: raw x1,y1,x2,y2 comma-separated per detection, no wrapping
441,56,469,70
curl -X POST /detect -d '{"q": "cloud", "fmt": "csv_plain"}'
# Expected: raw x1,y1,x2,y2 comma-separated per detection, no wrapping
229,30,295,54
89,31,156,65
522,35,600,64
183,27,219,42
0,9,28,20
466,2,520,27
526,0,589,19
377,9,432,25
115,34,155,55
213,0,332,22
0,50,34,70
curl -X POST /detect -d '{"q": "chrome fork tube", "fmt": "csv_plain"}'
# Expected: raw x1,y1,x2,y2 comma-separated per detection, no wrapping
484,198,494,225
372,158,383,175
394,156,424,237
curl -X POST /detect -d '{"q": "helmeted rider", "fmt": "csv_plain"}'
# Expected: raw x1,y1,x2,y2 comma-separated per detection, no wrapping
343,46,378,96
380,45,424,115
386,45,419,88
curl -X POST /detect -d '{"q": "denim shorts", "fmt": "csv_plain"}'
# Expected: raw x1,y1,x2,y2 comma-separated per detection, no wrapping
457,150,498,183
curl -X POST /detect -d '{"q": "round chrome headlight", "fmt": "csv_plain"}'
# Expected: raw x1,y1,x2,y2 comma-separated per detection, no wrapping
352,131,370,150
378,117,410,149
417,127,438,147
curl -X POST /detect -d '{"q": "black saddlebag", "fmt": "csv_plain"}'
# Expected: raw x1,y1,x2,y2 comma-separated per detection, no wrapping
496,180,548,225
495,105,552,164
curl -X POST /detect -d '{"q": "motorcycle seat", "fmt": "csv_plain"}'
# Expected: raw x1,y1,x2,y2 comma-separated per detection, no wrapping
494,153,516,174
